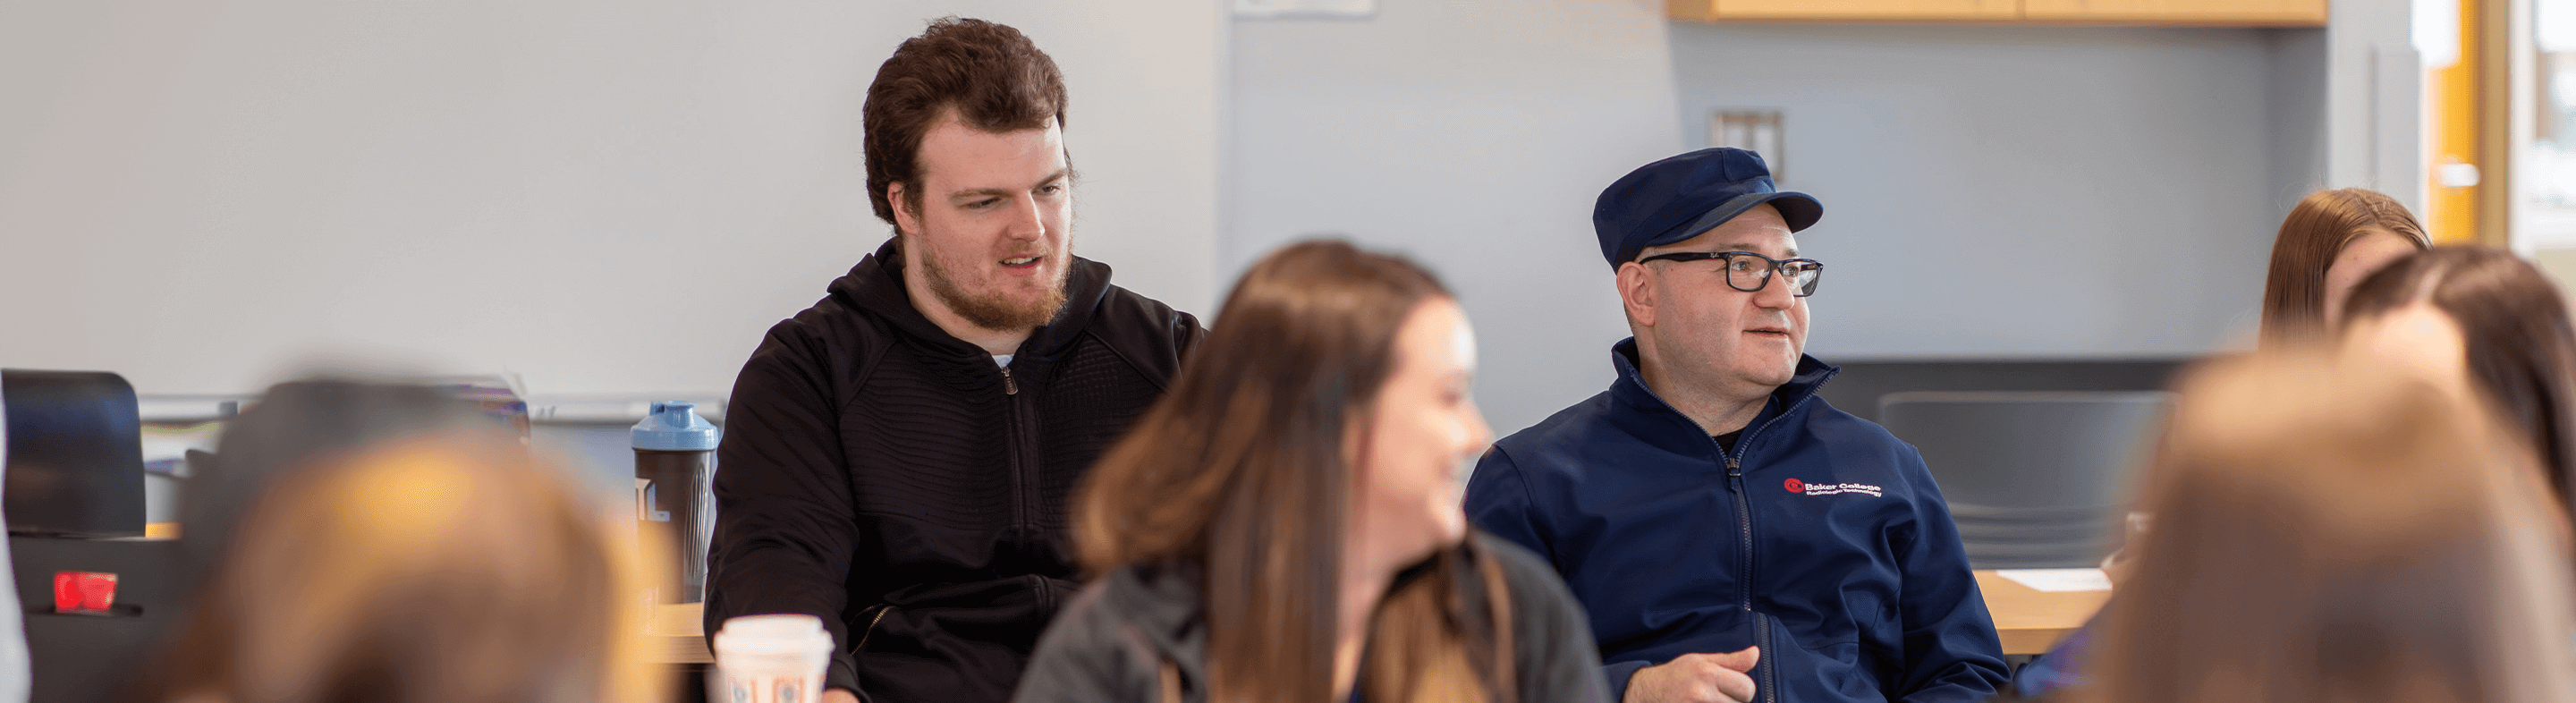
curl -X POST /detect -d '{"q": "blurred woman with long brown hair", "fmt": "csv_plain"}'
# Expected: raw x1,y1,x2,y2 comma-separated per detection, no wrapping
1011,240,1609,703
2339,245,2576,511
2079,351,2576,703
2258,187,2432,346
2018,199,2451,701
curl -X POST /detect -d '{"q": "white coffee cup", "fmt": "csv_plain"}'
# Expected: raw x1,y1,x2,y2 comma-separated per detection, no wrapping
711,614,835,703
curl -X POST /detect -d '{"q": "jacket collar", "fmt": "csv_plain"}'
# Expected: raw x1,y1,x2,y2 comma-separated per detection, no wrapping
1108,560,1210,678
1607,337,1839,438
1106,546,1483,682
828,239,1115,361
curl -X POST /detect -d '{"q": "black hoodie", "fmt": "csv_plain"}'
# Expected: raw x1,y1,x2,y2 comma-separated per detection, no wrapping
704,241,1203,702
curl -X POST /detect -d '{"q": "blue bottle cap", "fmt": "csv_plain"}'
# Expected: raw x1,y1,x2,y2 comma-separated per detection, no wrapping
632,401,720,451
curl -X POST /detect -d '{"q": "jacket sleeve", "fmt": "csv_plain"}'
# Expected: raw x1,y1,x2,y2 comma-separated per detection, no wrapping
1889,446,2012,703
1465,447,1553,566
1465,449,1648,700
704,325,869,697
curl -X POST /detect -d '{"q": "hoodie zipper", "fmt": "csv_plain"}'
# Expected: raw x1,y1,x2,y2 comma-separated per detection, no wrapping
852,604,892,652
1001,364,1028,527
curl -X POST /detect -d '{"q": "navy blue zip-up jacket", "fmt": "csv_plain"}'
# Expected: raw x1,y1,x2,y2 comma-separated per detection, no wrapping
1465,340,2008,703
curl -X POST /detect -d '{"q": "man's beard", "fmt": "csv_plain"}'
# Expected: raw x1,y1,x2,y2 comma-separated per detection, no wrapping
920,248,1070,333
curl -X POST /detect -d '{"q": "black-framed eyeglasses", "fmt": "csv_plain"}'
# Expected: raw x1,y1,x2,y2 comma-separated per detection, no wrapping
1635,251,1824,297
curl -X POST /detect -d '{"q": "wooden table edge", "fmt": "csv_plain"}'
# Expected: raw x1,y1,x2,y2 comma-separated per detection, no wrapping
650,575,2112,664
1975,570,2112,656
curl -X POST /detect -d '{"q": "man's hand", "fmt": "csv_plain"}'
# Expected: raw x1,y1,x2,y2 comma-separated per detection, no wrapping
823,689,861,703
1623,647,1760,703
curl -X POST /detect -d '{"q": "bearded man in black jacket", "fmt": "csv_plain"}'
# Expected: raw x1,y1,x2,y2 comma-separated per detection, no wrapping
702,18,1204,703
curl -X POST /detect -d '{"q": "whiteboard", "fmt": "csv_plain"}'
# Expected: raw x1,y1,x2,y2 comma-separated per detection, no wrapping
0,1,1222,398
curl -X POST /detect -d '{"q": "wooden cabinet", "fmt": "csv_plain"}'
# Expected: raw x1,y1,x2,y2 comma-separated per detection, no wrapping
1668,0,2326,25
1669,0,2015,22
2021,0,2326,25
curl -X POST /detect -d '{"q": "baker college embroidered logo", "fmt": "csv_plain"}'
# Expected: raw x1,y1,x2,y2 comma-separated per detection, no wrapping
1784,477,1883,497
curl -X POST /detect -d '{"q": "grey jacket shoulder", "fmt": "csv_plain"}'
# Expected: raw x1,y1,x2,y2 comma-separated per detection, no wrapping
1012,562,1206,703
1012,536,1607,703
1479,534,1616,703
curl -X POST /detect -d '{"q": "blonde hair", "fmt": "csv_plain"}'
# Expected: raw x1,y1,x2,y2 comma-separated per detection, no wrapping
2084,351,2576,703
147,434,662,703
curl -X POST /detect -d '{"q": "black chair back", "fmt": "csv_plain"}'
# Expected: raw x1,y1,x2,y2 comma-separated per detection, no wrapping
1,370,144,538
1880,391,2170,569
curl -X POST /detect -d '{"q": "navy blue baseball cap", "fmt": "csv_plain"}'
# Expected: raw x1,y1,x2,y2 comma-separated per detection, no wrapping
1593,148,1822,270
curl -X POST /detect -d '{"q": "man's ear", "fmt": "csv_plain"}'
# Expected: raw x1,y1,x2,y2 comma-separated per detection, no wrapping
886,182,919,239
1617,261,1657,329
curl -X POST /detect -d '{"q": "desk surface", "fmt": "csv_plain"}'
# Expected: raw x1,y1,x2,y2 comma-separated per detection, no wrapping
652,604,712,665
1977,571,2111,656
651,572,2108,665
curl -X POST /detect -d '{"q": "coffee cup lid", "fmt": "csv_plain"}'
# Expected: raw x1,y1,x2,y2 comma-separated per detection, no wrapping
717,614,823,639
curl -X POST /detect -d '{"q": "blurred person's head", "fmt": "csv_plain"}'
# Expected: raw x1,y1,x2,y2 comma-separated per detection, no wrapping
1075,240,1504,703
181,377,492,587
2339,246,2576,510
1597,148,1824,405
2338,301,2472,395
2085,352,2576,703
147,435,657,703
864,16,1074,335
2260,188,2430,346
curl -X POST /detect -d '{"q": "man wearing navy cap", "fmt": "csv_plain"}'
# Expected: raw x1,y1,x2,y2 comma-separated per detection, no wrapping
1465,148,2007,703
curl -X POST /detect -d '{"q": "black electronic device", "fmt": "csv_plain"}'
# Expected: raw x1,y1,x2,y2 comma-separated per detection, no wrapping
11,536,183,703
0,369,146,538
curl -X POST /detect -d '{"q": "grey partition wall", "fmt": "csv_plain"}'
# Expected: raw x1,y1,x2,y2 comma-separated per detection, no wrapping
1879,391,2172,570
1818,359,2190,424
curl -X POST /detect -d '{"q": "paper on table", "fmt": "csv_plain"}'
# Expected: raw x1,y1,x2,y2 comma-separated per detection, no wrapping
1995,568,2114,593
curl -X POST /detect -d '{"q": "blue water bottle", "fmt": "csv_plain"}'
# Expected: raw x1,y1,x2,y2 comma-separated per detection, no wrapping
633,401,719,603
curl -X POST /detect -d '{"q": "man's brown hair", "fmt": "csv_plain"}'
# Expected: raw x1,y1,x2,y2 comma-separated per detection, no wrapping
863,16,1068,230
2258,188,2432,346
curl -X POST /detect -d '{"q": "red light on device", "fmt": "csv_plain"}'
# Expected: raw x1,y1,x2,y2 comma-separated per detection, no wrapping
53,572,115,614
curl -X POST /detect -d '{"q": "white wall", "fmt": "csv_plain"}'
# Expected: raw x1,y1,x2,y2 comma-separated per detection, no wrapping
0,1,1223,398
1228,3,2352,434
1667,23,2282,360
2325,0,2426,212
1227,0,1683,436
0,0,2420,432
2268,27,2334,218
